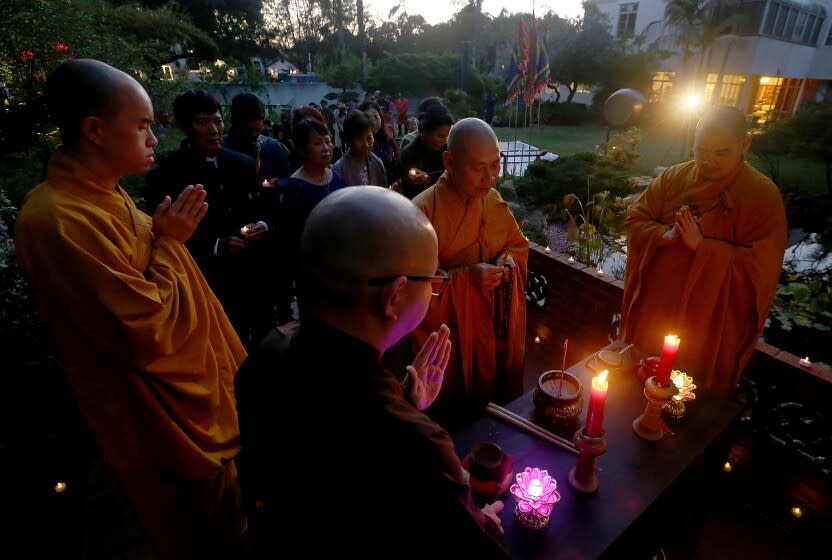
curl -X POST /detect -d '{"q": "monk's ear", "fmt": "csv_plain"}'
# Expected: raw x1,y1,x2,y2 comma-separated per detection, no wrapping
741,133,752,154
442,150,452,173
375,276,408,320
79,115,105,146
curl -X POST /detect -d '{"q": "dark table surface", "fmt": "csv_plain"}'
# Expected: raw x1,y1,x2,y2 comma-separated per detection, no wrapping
453,342,742,560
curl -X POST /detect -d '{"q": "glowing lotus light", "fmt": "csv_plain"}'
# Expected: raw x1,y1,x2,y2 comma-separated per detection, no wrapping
510,467,561,517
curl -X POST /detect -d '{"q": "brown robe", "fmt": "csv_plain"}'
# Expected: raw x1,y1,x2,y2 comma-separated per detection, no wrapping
412,174,528,429
622,160,787,396
15,151,247,558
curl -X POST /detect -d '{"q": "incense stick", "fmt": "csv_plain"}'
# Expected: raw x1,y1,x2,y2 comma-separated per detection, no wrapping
486,402,579,455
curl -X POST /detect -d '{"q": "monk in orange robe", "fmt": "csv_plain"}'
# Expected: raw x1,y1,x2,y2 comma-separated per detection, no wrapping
15,60,248,558
622,106,787,397
412,118,528,429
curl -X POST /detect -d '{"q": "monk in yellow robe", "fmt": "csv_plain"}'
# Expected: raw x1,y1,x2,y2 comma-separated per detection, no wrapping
412,118,528,429
15,60,248,558
622,106,787,397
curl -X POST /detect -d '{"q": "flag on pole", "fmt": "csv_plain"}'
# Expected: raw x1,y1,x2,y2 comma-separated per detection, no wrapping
518,18,529,95
524,16,539,106
504,51,521,104
533,40,550,97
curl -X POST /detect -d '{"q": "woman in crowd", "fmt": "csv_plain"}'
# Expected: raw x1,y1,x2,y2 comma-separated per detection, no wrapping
278,118,339,313
400,105,454,199
359,100,401,191
331,112,388,188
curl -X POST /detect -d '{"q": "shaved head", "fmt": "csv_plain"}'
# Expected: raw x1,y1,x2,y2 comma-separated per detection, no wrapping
443,117,501,200
46,59,138,146
446,117,498,157
696,106,747,140
301,187,438,306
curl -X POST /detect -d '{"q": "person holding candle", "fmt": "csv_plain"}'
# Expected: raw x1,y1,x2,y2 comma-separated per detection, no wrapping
234,187,509,558
400,104,455,199
146,88,272,347
621,106,787,397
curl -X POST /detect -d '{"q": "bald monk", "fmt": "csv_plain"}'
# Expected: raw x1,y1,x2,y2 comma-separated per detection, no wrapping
411,117,528,430
15,59,249,558
234,187,509,559
622,106,787,397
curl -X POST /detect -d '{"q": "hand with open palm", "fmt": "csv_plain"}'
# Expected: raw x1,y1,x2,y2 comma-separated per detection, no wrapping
406,324,452,411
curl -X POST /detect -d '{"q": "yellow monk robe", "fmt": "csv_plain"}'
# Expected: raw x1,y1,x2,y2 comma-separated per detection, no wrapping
15,152,247,556
412,173,528,429
622,160,787,397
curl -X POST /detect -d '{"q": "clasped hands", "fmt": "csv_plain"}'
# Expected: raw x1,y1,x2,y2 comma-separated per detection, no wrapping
469,254,514,296
659,204,703,251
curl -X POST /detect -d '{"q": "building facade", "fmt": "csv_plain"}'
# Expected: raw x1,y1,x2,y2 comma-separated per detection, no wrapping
589,0,832,121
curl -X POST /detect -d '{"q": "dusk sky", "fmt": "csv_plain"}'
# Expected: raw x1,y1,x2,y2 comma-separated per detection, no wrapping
366,1,585,26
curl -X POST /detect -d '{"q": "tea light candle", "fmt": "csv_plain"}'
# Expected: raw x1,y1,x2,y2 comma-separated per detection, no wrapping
723,461,732,472
596,268,604,276
54,482,67,493
584,369,608,437
791,506,803,519
799,357,811,368
567,256,575,264
261,179,270,187
655,334,680,386
534,336,541,344
544,246,551,253
408,168,419,178
240,225,251,235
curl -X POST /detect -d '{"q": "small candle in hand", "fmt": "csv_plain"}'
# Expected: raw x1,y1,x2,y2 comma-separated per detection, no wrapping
408,168,419,178
584,369,608,437
240,225,251,235
655,334,680,386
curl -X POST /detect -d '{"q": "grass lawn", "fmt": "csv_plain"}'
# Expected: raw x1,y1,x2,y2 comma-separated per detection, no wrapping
496,123,828,196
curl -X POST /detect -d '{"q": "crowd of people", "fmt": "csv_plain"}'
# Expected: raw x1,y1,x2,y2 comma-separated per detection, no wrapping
14,57,785,558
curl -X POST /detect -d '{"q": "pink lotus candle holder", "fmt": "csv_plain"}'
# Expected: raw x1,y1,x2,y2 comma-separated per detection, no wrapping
510,467,561,530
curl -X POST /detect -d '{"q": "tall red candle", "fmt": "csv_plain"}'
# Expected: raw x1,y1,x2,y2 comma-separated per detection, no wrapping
655,334,680,386
584,370,608,437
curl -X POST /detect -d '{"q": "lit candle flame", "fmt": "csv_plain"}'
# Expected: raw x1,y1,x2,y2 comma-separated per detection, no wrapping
592,369,609,391
527,477,543,498
723,461,732,472
544,246,551,253
791,506,803,518
534,336,541,344
54,482,67,493
408,168,419,177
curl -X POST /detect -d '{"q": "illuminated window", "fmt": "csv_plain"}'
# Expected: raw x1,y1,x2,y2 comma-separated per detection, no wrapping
649,71,675,104
718,75,747,107
617,3,639,37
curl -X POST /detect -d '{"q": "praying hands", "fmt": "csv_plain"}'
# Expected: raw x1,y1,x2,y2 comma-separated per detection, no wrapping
405,324,452,411
675,205,703,251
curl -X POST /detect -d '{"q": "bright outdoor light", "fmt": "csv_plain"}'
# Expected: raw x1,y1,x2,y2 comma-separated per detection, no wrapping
684,95,700,109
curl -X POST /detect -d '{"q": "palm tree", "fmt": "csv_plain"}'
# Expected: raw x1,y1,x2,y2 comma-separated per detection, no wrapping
663,0,745,97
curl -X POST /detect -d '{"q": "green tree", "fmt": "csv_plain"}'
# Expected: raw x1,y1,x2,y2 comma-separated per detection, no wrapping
787,100,832,195
0,0,214,155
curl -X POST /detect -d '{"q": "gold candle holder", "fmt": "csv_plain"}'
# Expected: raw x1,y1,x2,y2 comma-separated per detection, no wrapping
568,428,608,494
632,376,677,441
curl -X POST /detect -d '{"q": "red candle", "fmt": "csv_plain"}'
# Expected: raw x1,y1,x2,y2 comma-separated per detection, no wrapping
655,334,680,386
584,370,608,437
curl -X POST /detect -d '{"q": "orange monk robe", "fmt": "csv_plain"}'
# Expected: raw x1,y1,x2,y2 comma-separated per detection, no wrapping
15,152,246,556
622,160,787,397
412,174,528,429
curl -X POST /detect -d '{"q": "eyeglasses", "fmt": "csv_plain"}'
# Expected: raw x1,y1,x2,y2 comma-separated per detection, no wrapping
368,268,449,296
